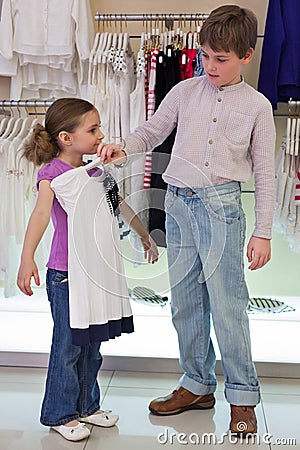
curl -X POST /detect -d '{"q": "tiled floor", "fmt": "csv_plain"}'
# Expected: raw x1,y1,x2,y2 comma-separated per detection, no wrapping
0,367,299,449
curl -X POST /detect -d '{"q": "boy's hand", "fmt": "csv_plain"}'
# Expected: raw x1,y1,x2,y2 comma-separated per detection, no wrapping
17,259,40,296
97,143,125,165
247,236,271,270
140,235,159,264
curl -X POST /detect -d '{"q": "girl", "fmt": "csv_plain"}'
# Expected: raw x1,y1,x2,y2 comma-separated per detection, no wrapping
17,98,158,442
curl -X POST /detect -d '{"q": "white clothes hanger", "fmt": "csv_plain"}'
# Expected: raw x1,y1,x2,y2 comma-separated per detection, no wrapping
104,32,113,53
6,117,23,140
15,116,35,140
0,116,18,139
122,32,128,51
295,117,300,157
187,32,193,50
94,33,105,63
112,32,118,49
88,32,101,85
96,31,108,64
140,31,145,51
84,156,103,170
0,116,9,136
289,117,297,156
117,32,123,51
285,116,291,155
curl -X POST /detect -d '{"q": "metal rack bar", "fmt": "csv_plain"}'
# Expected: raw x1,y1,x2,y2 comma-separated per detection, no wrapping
0,100,53,107
94,13,209,23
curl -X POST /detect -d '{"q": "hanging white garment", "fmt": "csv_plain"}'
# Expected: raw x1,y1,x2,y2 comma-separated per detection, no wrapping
0,0,93,99
128,46,149,262
0,121,51,296
50,160,133,345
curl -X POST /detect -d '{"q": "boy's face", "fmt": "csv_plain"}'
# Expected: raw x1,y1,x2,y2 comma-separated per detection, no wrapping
201,45,254,87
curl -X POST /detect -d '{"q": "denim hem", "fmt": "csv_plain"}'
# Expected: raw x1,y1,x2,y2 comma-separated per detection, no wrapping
225,386,260,406
179,374,217,396
40,415,80,427
79,407,99,418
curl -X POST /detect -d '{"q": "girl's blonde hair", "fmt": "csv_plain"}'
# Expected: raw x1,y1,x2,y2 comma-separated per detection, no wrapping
23,98,96,166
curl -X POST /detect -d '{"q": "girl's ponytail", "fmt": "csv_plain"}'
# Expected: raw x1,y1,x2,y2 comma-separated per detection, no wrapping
23,123,59,166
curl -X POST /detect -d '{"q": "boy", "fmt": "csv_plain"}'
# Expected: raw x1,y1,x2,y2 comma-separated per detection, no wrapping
99,5,276,435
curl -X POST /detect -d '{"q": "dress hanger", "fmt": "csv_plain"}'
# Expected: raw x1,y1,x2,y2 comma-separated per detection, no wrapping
6,117,23,140
294,116,300,157
0,116,18,139
0,116,9,136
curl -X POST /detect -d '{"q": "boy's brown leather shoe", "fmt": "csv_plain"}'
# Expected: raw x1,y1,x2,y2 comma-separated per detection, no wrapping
230,405,257,436
148,386,215,416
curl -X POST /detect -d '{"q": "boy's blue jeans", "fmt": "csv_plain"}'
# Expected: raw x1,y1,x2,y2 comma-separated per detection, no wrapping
166,182,260,405
40,269,102,426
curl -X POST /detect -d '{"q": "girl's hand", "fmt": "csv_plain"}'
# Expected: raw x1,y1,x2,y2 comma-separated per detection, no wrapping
140,235,159,264
17,259,40,296
97,143,125,165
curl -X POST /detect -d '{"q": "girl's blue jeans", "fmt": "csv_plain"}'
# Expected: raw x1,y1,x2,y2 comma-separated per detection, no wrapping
40,268,102,426
166,182,260,405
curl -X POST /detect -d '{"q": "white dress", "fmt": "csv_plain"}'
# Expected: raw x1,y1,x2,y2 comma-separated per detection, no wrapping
50,160,133,345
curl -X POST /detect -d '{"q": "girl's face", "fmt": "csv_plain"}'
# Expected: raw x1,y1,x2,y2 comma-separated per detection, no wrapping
201,44,253,87
68,109,104,156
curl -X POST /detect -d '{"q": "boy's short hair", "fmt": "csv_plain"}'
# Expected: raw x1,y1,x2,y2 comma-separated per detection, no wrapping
199,5,257,58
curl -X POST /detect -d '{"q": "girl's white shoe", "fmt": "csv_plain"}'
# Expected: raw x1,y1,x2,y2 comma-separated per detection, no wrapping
79,410,119,427
52,422,90,441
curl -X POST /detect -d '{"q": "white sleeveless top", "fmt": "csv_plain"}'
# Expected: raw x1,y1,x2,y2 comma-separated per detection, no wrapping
50,159,133,346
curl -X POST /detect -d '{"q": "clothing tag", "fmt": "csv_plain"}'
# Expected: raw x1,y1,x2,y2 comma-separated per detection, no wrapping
158,55,163,64
167,48,172,57
181,53,186,65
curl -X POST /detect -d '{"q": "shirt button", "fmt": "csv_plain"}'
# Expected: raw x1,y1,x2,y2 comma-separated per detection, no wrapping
217,98,222,102
209,139,213,144
204,162,209,167
187,190,193,196
212,118,217,122
219,87,224,91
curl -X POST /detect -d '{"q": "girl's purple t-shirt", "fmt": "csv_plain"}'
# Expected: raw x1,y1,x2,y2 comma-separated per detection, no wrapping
36,158,98,271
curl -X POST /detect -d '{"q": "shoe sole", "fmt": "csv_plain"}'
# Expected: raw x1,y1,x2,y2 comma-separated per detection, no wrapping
149,397,216,416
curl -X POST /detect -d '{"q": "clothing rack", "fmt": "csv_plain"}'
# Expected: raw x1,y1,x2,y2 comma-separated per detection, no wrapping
0,100,53,116
0,100,53,108
94,13,209,29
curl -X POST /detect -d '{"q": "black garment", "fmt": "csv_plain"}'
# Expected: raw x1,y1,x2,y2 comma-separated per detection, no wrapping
149,46,181,247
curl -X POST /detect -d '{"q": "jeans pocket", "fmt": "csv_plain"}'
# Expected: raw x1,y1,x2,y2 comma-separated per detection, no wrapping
52,271,68,286
205,191,241,224
165,189,176,211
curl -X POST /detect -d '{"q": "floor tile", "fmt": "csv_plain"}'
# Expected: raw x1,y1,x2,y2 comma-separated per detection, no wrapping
0,430,88,450
259,376,300,395
262,393,300,448
0,367,47,384
109,371,225,392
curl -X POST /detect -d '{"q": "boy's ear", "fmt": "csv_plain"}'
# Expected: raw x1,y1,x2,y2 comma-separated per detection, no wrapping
58,131,72,146
242,48,254,64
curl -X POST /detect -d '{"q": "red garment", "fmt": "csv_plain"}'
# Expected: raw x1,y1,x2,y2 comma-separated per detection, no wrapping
295,172,300,204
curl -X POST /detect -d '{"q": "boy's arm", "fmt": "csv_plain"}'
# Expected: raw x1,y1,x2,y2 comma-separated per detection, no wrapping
17,180,54,295
248,100,276,269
